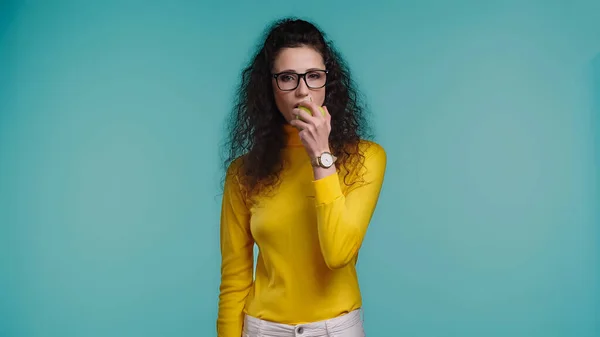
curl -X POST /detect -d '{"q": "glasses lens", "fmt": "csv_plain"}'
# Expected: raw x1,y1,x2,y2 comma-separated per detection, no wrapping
306,71,326,88
277,73,298,90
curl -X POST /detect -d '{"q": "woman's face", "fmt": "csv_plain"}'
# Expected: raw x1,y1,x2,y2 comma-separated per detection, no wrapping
272,46,326,123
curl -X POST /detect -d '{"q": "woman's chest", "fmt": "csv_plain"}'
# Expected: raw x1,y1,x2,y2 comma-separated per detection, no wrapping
247,161,320,246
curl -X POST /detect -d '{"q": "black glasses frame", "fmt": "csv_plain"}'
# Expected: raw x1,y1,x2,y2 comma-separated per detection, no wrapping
272,70,329,91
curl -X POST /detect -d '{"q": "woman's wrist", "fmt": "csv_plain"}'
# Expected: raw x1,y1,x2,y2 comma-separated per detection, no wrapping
311,147,337,180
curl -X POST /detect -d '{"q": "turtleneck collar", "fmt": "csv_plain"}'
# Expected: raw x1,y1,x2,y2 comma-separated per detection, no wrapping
283,124,303,147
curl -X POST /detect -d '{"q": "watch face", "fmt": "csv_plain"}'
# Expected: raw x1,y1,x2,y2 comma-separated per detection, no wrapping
320,153,334,167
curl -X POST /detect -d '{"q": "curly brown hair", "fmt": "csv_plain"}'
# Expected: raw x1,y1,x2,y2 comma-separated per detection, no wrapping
223,17,372,198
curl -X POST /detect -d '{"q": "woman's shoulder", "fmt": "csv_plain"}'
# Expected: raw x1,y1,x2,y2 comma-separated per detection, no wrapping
226,155,245,171
224,155,247,183
338,139,386,176
338,139,386,185
357,139,386,162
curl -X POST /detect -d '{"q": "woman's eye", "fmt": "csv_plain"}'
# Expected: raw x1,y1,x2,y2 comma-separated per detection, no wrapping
281,74,296,82
308,72,321,79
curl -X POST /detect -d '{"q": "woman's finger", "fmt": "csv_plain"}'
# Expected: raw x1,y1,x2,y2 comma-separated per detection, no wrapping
293,107,316,124
289,118,311,131
301,99,325,121
322,105,331,123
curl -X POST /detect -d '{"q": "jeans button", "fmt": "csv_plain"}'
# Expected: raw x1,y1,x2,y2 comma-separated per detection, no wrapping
297,326,304,334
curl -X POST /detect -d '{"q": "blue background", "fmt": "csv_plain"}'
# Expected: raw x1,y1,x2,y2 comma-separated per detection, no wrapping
1,1,599,336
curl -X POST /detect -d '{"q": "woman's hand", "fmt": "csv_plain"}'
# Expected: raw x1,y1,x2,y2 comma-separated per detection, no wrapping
289,100,336,180
289,99,332,159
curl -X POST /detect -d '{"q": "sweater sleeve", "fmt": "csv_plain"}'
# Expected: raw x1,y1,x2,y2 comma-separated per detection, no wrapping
312,142,387,270
216,162,254,337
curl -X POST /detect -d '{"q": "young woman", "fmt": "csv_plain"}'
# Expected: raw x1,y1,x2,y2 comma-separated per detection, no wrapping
217,17,386,337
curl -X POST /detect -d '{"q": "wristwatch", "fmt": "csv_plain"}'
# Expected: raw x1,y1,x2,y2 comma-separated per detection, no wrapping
312,151,337,168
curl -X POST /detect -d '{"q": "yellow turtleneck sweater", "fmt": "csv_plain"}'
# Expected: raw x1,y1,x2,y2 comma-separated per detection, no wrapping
217,124,386,337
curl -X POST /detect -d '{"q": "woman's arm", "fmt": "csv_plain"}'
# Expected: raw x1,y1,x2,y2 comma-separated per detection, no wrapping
312,143,387,269
289,102,387,268
216,162,254,337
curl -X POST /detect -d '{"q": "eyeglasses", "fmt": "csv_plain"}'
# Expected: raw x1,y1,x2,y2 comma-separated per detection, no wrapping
272,70,328,91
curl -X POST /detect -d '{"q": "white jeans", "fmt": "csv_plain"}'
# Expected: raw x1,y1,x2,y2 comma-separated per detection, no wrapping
242,309,365,337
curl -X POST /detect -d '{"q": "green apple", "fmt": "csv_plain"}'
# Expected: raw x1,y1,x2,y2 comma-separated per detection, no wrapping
299,105,326,116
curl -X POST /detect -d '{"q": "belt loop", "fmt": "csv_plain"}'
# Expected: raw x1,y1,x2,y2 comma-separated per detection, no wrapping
324,318,332,336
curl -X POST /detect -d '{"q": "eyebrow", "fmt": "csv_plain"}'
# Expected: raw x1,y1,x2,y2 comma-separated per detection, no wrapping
275,67,325,73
